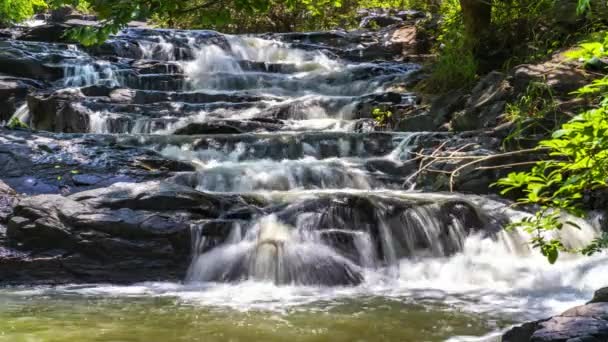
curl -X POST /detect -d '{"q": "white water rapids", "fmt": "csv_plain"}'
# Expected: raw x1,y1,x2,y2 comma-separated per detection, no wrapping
4,28,608,340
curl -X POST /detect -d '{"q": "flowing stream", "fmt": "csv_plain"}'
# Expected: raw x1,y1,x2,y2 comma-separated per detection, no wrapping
2,27,608,341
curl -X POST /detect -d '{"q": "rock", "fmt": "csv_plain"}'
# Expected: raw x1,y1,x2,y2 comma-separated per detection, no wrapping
531,316,608,341
19,24,75,43
512,60,589,95
396,112,437,131
551,0,582,27
502,320,544,342
589,287,608,304
0,181,17,223
360,15,404,29
503,293,608,342
0,41,65,81
387,24,427,56
28,89,90,132
395,10,426,20
1,180,257,283
451,72,512,131
173,119,283,135
0,75,44,124
427,90,468,127
49,6,77,22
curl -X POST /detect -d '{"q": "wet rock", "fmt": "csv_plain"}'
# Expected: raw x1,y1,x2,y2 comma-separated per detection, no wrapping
1,180,257,283
0,181,17,223
531,315,608,341
0,41,65,81
0,143,35,178
173,119,283,135
0,75,44,123
28,89,90,132
131,60,183,74
502,320,545,342
319,229,362,263
503,295,608,342
0,127,177,195
134,158,196,172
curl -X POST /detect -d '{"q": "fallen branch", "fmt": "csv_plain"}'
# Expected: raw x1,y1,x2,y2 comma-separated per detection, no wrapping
448,147,549,192
404,142,549,192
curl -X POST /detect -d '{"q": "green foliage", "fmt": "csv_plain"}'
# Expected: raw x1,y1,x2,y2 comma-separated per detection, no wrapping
421,0,477,93
51,0,353,43
371,108,393,128
503,82,560,148
565,32,608,69
7,116,29,129
0,0,46,25
497,34,608,262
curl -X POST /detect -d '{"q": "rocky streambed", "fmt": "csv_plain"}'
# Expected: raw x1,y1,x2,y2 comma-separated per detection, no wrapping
0,14,606,342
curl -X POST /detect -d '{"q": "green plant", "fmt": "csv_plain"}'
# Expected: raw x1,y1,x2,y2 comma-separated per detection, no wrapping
502,81,560,148
0,0,46,25
7,116,28,129
372,108,393,128
421,0,478,93
497,72,608,263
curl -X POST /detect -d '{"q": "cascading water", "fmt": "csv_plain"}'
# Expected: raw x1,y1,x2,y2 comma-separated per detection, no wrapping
2,26,607,341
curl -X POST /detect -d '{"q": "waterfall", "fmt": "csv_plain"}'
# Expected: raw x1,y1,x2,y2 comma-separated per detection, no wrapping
6,26,605,329
185,190,604,289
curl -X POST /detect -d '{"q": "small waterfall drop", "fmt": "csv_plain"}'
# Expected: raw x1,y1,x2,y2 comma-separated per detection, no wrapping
7,103,30,126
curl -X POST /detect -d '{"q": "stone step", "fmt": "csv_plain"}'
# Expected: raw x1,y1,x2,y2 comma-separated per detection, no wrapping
115,131,442,163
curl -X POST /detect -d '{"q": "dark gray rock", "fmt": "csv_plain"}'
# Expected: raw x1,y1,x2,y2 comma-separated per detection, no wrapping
0,181,17,223
0,42,65,81
451,71,512,131
1,180,257,284
0,75,44,123
427,90,468,127
19,24,75,43
590,287,608,304
173,119,283,135
28,89,90,132
396,112,437,132
360,15,404,29
503,295,608,342
531,316,608,342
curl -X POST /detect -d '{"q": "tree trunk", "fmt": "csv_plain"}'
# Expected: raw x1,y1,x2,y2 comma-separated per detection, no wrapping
459,0,492,43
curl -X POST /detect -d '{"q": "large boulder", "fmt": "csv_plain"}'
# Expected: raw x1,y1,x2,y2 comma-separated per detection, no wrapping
28,89,90,132
449,50,595,132
0,42,65,81
503,289,608,342
0,181,257,284
0,127,189,195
